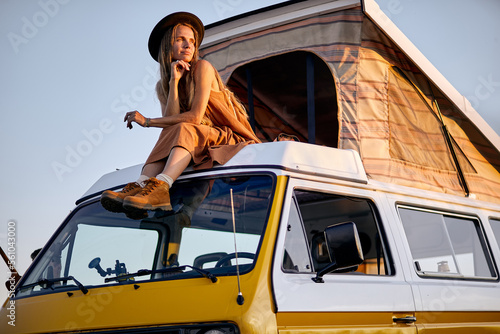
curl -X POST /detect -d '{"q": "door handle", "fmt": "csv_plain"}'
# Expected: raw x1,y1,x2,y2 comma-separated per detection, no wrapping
393,316,417,323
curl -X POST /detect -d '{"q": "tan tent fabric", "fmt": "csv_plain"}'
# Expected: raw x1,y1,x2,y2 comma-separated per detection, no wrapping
359,17,500,202
200,6,500,204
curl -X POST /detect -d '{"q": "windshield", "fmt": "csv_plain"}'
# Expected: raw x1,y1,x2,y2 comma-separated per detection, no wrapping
17,174,274,297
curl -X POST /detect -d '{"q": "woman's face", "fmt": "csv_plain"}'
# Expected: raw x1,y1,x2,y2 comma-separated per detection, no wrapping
172,24,195,63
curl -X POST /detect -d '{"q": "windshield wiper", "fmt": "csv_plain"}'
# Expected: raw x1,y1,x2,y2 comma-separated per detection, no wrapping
105,265,218,283
19,276,88,295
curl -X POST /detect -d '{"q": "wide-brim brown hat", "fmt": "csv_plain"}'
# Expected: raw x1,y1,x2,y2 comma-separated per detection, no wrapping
148,12,204,62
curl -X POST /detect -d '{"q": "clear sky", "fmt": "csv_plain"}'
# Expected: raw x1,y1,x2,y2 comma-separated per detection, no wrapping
1,0,499,304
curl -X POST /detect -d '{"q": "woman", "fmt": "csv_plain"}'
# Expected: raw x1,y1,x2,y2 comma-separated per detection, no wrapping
101,12,260,215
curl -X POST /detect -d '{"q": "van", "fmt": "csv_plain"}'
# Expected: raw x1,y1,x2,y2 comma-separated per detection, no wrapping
2,0,500,333
2,141,500,333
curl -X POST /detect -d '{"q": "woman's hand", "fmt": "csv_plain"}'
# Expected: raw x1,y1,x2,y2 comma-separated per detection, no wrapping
170,60,191,82
124,110,147,129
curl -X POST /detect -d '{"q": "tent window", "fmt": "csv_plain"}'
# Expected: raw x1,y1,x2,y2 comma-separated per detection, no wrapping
227,51,338,146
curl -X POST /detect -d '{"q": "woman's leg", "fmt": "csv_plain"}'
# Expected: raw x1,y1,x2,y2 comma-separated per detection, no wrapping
160,147,192,182
138,147,191,187
141,160,166,178
121,147,191,212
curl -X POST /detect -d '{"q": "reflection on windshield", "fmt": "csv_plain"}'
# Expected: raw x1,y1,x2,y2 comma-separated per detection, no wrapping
17,175,273,297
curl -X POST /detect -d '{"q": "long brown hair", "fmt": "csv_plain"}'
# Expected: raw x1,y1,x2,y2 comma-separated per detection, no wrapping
156,23,248,120
157,23,199,112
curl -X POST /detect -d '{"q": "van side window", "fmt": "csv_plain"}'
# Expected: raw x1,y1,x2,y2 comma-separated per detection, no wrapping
491,219,500,249
283,190,393,275
282,196,313,272
399,207,497,279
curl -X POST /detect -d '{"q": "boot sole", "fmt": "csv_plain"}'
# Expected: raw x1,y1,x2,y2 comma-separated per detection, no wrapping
100,194,126,213
125,209,149,220
122,200,172,212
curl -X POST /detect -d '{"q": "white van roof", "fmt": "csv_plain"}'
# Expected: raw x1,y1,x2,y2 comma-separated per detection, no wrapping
78,142,367,204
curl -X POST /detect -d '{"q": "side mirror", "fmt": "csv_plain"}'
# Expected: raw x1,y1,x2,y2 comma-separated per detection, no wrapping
312,222,364,283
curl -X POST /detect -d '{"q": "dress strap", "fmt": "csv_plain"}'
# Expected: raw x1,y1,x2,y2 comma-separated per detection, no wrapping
206,61,238,118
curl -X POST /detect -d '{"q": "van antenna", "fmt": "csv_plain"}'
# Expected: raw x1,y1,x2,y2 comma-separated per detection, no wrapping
230,188,244,305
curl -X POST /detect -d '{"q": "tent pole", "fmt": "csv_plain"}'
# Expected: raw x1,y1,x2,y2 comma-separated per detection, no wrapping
245,67,255,131
434,101,470,196
306,53,316,144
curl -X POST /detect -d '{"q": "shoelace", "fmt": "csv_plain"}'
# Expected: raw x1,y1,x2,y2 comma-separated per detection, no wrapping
122,183,139,193
139,179,160,196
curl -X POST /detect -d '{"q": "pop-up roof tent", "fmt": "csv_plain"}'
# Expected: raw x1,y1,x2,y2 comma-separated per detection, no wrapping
199,0,500,204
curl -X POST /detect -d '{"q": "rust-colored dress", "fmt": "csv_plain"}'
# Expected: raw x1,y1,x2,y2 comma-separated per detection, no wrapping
145,89,261,170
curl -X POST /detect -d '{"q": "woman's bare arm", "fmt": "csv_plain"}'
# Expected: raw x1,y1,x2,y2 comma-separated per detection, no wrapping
124,60,215,129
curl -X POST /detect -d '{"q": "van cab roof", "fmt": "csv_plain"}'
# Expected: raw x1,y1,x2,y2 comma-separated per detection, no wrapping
78,142,367,204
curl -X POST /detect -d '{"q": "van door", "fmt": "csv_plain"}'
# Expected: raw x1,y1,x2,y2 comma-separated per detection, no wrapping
394,203,500,332
273,180,417,333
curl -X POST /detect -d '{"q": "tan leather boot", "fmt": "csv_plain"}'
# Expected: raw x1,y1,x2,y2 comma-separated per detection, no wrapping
122,177,172,211
101,182,142,212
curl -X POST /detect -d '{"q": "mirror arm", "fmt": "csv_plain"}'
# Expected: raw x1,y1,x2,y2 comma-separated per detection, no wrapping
311,264,360,283
311,261,339,283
